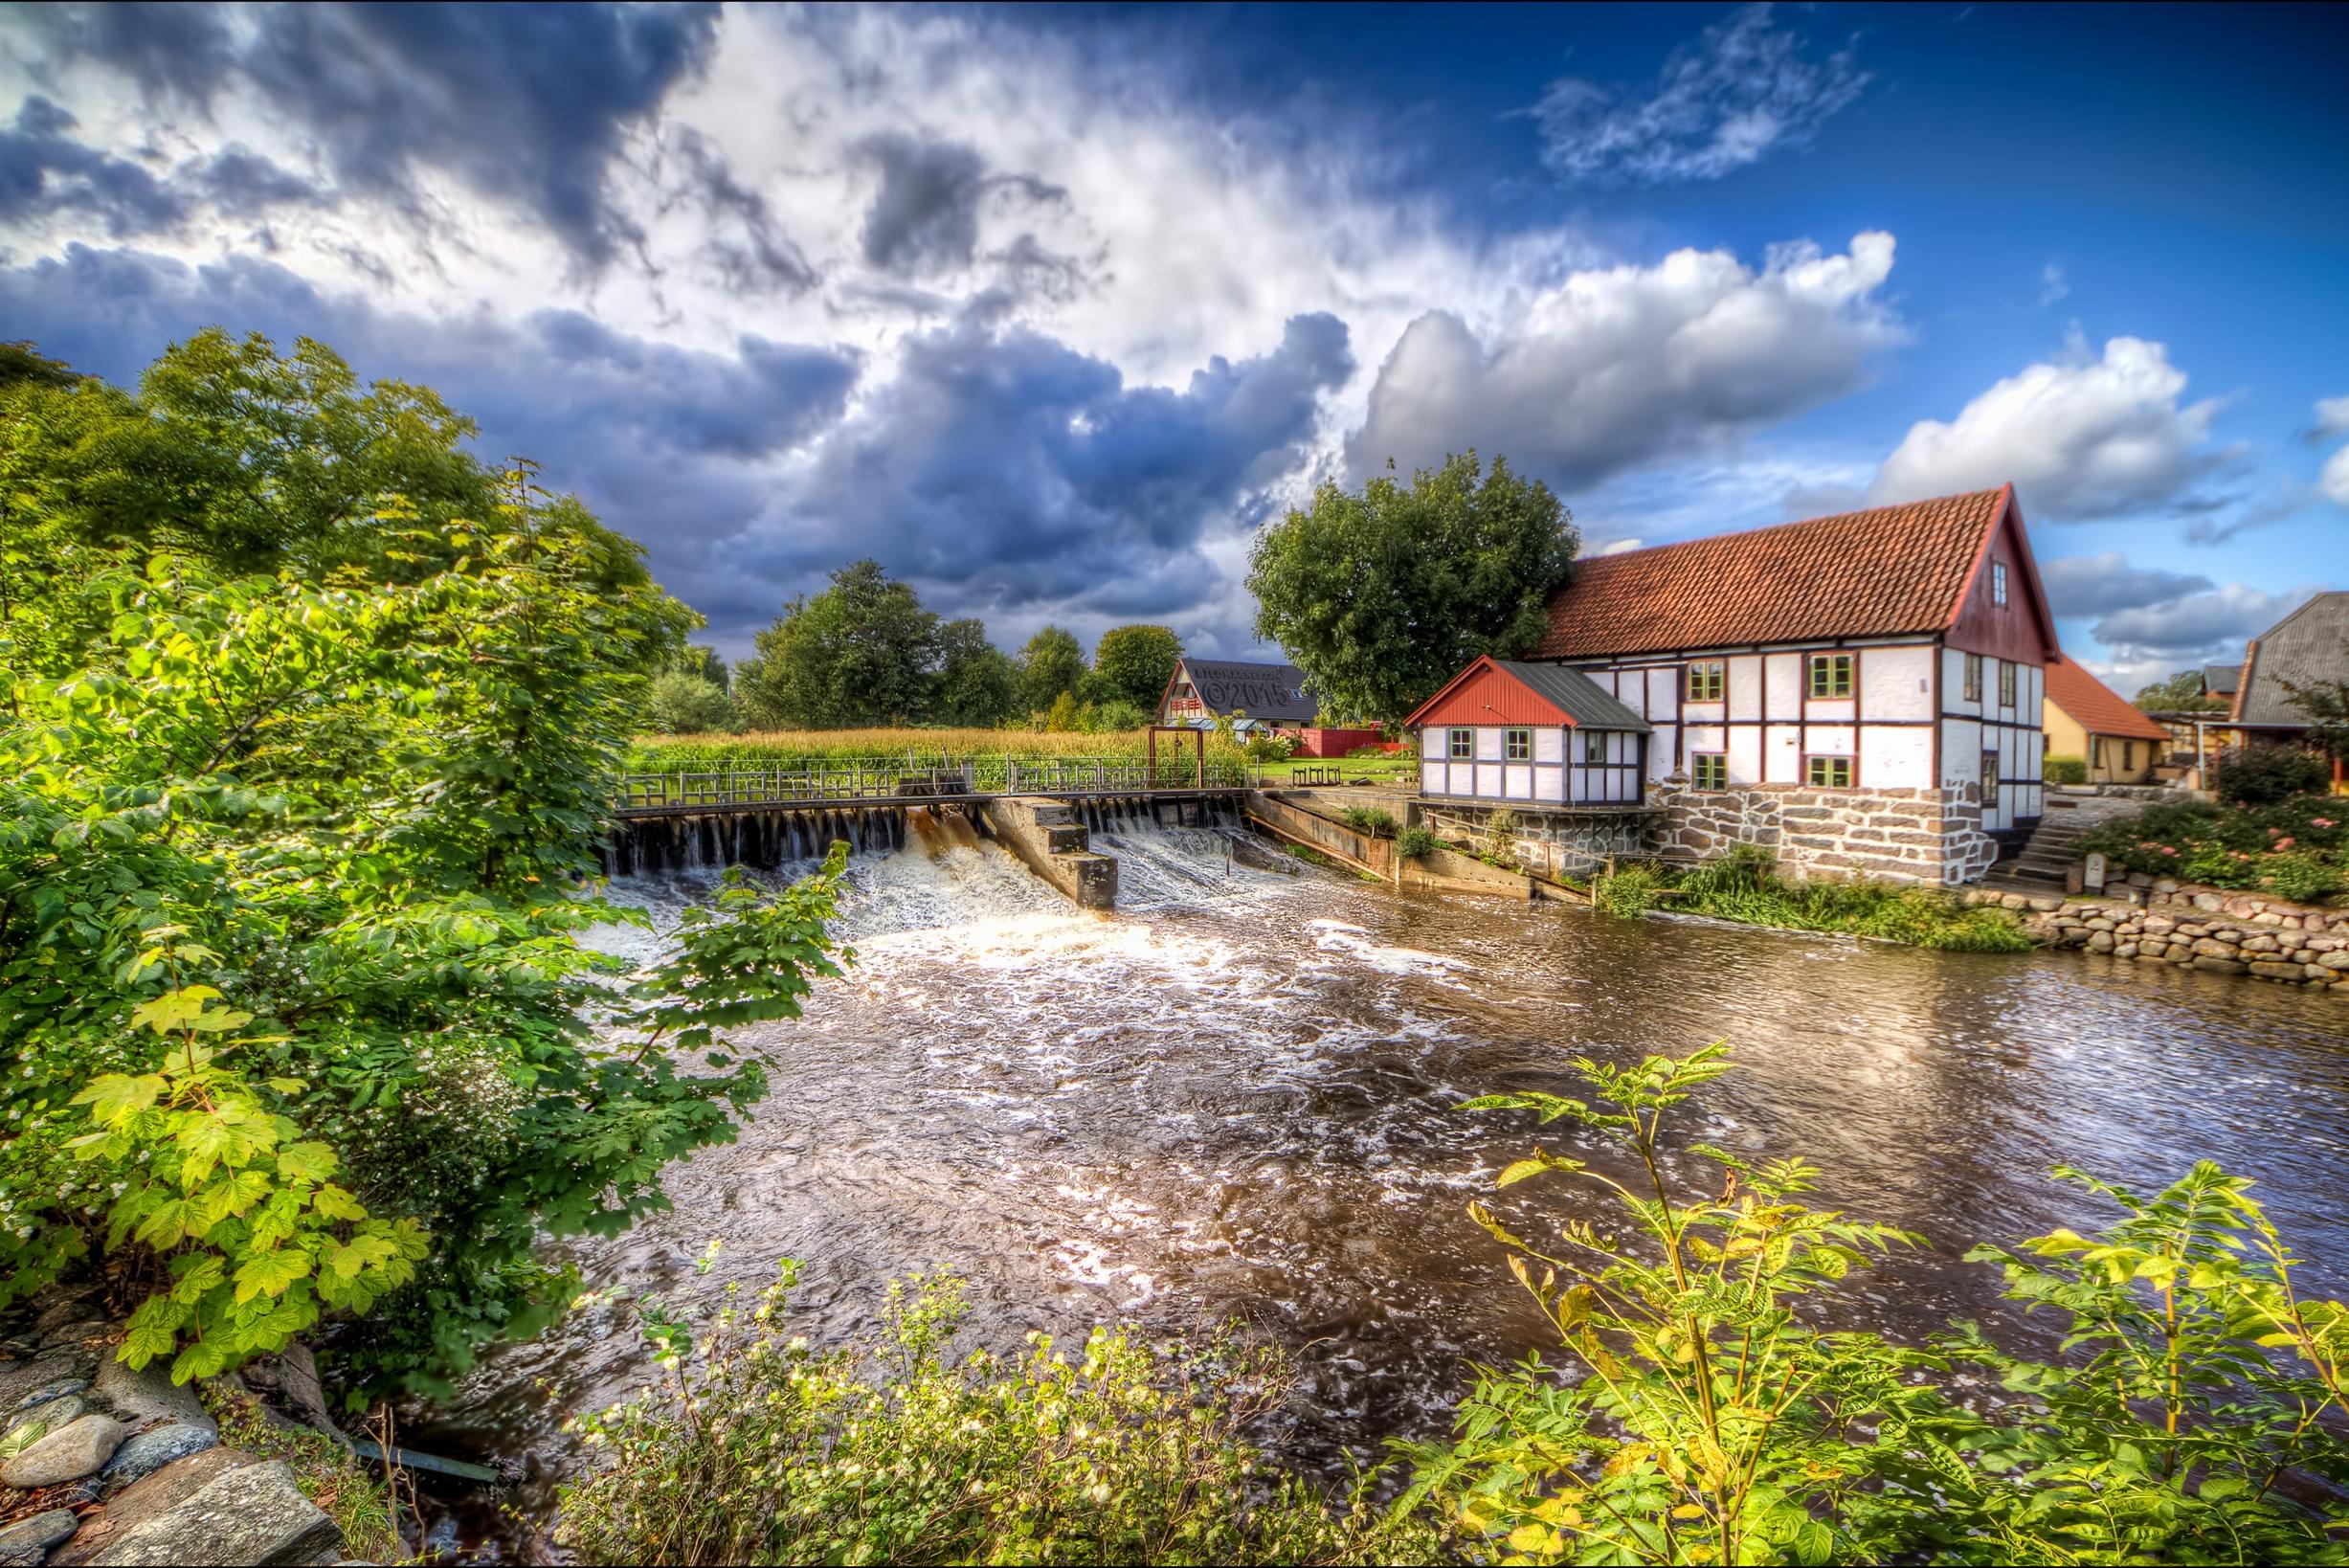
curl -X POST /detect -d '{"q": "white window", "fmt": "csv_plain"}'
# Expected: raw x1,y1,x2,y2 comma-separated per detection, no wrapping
1448,728,1472,760
1998,661,2017,707
1993,562,2009,606
1583,730,1607,764
1962,653,1981,703
1981,751,2001,807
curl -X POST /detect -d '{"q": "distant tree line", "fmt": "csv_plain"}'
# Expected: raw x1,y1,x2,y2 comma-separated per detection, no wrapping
645,559,1183,735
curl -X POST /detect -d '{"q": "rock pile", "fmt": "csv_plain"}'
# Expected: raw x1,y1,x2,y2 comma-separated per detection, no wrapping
1961,876,2349,994
0,1287,350,1567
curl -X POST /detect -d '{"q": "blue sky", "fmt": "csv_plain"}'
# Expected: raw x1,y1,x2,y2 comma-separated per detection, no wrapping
2,2,2342,692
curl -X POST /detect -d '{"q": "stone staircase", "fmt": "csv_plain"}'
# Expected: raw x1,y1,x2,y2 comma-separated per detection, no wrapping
1984,793,2136,893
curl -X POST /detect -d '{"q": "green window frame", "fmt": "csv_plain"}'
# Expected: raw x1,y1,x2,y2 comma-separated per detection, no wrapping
1505,728,1532,762
1448,728,1473,760
1807,654,1853,699
1685,661,1725,702
1691,753,1728,792
1805,754,1852,789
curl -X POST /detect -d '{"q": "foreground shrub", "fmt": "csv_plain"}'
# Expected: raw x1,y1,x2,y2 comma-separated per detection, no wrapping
2046,753,2088,785
1396,824,1440,860
2077,793,2346,902
558,1265,1443,1566
1339,806,1398,839
1404,1045,2349,1566
2215,743,2330,806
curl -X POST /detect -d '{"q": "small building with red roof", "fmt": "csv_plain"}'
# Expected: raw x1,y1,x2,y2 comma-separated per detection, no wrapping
2043,657,2169,783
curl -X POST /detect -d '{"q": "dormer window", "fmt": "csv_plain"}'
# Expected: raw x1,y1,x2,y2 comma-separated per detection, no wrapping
1993,562,2008,607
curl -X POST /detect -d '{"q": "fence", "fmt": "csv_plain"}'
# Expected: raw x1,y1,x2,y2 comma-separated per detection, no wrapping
616,753,1253,810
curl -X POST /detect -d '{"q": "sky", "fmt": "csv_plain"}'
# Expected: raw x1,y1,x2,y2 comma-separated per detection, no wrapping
2,1,2343,692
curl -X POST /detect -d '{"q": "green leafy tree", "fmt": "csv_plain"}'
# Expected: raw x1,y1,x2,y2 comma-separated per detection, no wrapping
931,618,1019,727
644,671,739,735
670,643,730,691
1088,624,1182,714
1016,624,1087,718
2134,668,2228,711
2282,660,2349,762
735,560,940,728
1249,451,1575,721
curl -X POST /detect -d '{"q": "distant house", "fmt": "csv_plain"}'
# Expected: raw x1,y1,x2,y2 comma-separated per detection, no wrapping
2044,657,2169,783
2203,661,2242,705
1158,658,1314,730
1405,658,1651,805
2232,593,2347,736
1410,484,2061,885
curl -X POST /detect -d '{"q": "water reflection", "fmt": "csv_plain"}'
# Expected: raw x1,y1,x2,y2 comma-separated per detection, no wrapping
426,822,2349,1529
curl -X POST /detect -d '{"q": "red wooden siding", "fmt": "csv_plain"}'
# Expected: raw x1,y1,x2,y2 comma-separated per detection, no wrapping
1946,495,2060,665
1411,662,1571,727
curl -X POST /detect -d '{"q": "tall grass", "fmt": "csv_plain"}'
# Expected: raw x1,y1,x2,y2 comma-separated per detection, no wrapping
1596,844,2033,952
630,727,1253,772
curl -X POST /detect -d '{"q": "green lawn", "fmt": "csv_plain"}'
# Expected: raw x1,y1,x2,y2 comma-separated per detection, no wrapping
1257,752,1417,785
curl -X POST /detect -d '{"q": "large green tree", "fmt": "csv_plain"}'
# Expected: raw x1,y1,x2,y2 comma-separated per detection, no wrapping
932,618,1020,727
735,560,941,728
1248,451,1576,721
1016,625,1086,716
1088,624,1182,714
2134,669,2228,712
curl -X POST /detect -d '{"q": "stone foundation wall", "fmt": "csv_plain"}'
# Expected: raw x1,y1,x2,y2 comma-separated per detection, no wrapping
1650,783,2000,886
1958,884,2348,995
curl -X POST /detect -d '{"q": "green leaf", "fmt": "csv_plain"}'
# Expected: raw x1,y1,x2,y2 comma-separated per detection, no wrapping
128,986,222,1034
233,1247,312,1303
72,1072,167,1126
274,1141,339,1184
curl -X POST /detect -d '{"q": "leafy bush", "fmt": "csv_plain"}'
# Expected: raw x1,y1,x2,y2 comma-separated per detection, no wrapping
558,1264,1443,1566
2077,793,2346,902
1403,1045,2349,1566
1,540,853,1397
2046,753,2088,785
644,670,739,735
2215,742,2330,805
1395,824,1440,860
1339,806,1398,839
1245,731,1297,763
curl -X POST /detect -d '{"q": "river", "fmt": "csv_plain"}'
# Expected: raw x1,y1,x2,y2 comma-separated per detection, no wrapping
421,815,2349,1553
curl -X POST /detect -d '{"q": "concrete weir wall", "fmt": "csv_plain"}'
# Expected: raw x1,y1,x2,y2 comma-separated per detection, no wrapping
977,796,1118,909
1243,791,1538,898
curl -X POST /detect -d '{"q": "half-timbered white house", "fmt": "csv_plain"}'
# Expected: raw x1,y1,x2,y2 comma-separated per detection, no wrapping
1410,485,2062,885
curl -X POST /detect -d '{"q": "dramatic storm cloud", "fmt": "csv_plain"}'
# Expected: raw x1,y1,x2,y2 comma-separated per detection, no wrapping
0,3,2337,663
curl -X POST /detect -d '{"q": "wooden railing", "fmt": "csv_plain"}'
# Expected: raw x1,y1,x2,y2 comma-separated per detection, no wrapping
616,754,1253,811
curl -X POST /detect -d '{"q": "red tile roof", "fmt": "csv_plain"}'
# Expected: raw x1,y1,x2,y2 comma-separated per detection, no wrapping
2044,656,2168,742
1534,487,2013,659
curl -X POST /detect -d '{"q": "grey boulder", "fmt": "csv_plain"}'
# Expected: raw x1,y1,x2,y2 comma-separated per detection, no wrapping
90,1359,212,1434
100,1422,218,1494
88,1459,341,1567
1,1412,128,1489
0,1509,80,1559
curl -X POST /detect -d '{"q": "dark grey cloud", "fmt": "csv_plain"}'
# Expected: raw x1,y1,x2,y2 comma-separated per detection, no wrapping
856,131,1067,277
770,310,1353,622
2039,551,2214,619
0,96,330,235
24,1,726,270
664,127,817,296
2092,583,2320,662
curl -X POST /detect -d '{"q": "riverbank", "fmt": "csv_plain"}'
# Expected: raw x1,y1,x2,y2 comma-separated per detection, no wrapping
0,1285,371,1567
1962,877,2349,994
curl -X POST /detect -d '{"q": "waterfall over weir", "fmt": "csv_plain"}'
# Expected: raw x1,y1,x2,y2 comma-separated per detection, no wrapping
598,795,1234,878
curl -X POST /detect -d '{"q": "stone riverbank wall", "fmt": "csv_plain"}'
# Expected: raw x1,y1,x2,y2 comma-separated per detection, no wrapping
1959,879,2349,995
1650,781,2001,887
0,1285,354,1566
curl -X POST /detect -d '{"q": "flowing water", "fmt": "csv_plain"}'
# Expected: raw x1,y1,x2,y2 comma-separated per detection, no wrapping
422,814,2349,1552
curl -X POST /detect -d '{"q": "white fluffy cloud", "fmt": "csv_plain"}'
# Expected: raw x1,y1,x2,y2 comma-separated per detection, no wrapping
1869,336,2226,520
1348,232,1904,489
2092,581,2320,662
2315,394,2349,508
1532,3,1868,184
